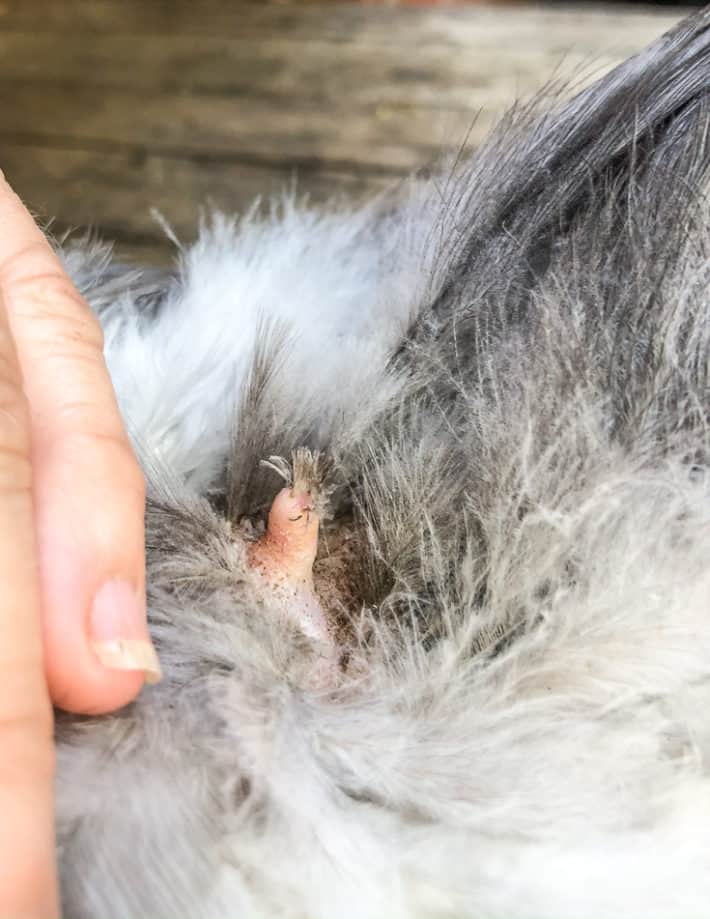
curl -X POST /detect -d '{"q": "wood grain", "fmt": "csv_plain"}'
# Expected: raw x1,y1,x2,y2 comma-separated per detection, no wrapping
0,1,685,264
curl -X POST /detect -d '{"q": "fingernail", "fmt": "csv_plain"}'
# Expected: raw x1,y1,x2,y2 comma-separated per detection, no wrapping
90,580,162,684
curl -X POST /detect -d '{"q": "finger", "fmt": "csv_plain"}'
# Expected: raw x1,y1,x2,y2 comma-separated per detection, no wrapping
0,289,58,919
0,174,160,715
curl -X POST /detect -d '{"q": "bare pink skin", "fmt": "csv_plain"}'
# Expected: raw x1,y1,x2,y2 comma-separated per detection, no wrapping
248,487,334,656
250,488,319,586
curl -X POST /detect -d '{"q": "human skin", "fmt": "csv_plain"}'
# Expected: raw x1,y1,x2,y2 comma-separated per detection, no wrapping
0,172,160,916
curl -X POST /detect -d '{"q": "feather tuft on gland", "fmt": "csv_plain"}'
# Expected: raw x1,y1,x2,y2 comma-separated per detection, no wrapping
260,447,334,519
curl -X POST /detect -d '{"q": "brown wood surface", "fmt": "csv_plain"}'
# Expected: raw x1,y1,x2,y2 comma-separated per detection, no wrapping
0,1,686,264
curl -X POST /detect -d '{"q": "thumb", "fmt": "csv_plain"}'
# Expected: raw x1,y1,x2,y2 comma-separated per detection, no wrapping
0,174,161,715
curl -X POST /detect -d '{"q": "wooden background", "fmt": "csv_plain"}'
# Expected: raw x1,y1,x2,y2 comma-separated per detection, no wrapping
0,1,686,264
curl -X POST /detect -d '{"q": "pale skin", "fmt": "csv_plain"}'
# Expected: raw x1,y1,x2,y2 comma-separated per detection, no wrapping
0,172,161,917
249,486,320,585
248,486,333,648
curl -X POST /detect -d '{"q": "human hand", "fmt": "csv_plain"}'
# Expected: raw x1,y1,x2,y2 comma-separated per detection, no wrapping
0,172,160,713
0,173,160,915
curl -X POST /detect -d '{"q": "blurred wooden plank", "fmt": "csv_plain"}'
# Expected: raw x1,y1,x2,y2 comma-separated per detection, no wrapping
1,141,391,262
0,1,687,265
0,28,677,109
0,84,489,171
0,0,684,45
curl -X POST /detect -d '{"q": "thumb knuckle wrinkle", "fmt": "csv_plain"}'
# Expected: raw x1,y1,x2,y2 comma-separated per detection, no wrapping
9,269,104,354
0,256,103,351
0,359,31,495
